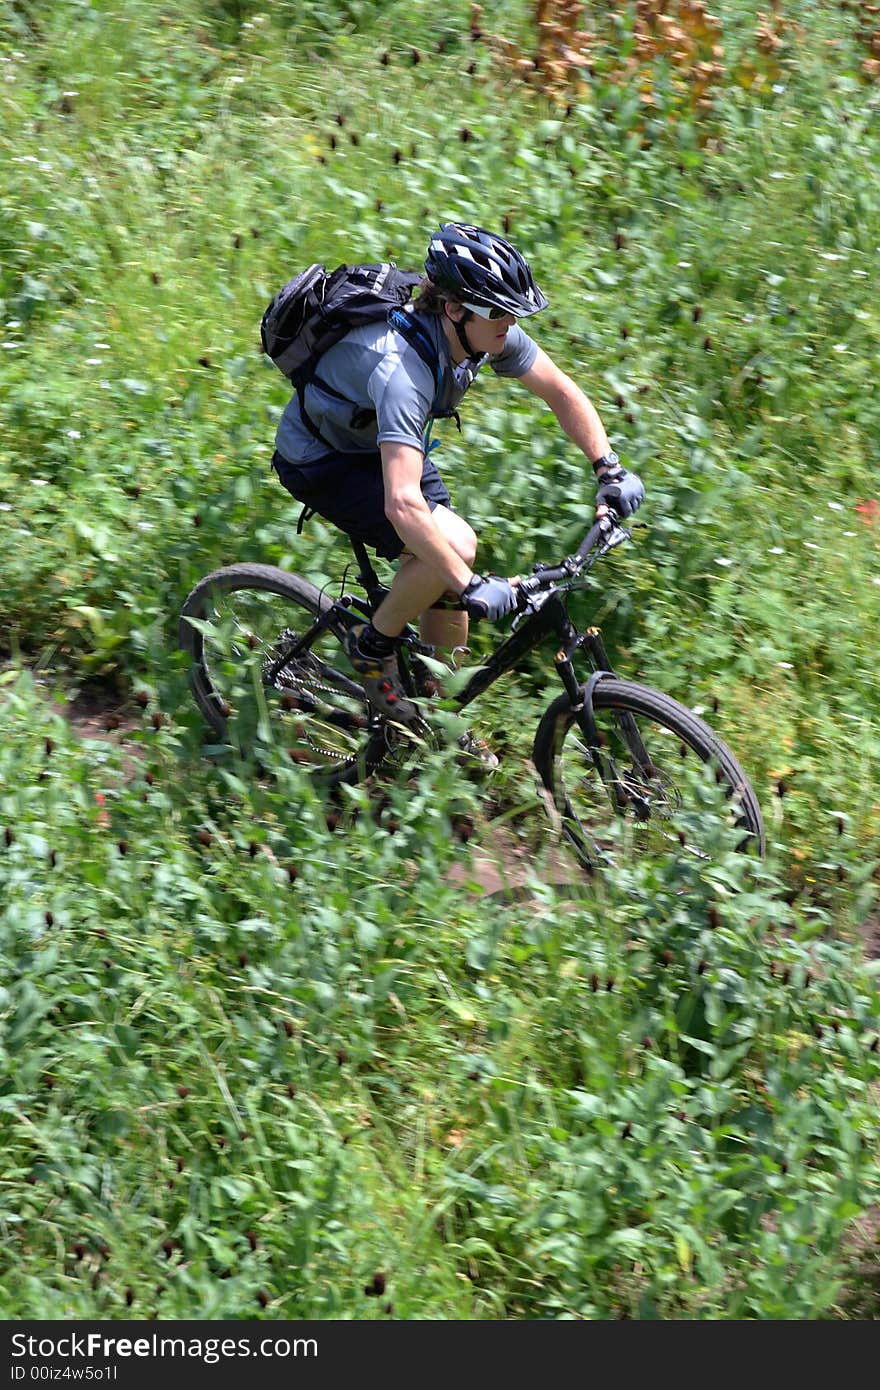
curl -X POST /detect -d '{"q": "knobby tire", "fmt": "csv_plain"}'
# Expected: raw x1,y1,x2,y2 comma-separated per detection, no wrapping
532,677,765,868
179,562,388,785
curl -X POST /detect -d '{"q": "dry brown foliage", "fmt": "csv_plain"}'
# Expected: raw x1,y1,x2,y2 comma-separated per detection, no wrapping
469,1,823,116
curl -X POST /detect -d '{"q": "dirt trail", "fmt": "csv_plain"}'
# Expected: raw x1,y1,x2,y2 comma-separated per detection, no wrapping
442,821,583,900
49,686,145,780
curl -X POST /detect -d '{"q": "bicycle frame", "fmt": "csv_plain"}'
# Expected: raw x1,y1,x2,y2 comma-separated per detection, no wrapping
343,533,618,714
450,595,608,711
265,548,677,822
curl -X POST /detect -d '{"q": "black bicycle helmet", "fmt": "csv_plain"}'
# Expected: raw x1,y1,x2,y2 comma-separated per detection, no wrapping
425,223,549,318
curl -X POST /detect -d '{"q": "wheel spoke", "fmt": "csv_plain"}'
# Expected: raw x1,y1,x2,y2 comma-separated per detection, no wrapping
183,573,384,779
536,678,763,869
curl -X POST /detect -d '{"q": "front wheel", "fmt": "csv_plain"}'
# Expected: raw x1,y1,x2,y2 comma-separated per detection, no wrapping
179,562,388,784
532,677,765,869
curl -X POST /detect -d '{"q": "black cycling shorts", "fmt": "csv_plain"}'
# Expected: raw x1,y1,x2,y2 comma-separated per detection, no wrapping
271,448,452,561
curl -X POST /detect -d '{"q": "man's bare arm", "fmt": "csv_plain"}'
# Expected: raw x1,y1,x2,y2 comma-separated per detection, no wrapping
381,442,473,594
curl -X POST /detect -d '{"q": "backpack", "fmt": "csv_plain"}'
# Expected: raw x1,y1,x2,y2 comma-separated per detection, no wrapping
262,257,445,396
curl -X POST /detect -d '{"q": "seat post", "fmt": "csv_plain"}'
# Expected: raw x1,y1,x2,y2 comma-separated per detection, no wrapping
350,538,386,610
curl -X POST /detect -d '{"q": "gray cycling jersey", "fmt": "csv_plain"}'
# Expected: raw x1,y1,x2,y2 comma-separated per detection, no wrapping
274,309,538,464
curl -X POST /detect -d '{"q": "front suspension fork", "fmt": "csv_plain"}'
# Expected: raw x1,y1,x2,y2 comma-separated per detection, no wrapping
555,628,623,807
554,625,614,719
555,627,653,813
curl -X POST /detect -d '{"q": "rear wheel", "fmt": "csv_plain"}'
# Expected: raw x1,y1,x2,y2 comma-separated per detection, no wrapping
533,677,765,869
179,563,388,784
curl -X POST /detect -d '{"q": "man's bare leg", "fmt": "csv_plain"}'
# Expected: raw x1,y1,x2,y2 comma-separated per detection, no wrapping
372,505,476,657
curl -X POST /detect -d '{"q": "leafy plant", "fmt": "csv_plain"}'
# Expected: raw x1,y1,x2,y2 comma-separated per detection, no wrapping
2,0,880,1319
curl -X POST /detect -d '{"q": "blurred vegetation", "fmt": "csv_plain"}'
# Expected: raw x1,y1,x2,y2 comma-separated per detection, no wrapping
1,0,879,1318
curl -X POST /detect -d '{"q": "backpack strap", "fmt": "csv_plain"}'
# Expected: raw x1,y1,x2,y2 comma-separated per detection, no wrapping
386,307,445,416
391,308,491,429
297,309,449,452
296,373,356,449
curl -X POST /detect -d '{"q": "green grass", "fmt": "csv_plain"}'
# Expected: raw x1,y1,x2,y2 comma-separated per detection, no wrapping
2,0,880,1318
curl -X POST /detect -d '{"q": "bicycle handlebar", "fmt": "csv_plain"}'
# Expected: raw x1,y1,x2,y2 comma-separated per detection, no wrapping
574,513,614,563
514,508,631,607
450,509,633,619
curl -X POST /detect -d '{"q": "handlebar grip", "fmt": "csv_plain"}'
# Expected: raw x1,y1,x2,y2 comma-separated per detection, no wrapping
527,565,569,587
573,518,608,563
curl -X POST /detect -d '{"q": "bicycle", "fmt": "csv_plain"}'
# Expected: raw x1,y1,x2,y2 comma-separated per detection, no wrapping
178,510,765,869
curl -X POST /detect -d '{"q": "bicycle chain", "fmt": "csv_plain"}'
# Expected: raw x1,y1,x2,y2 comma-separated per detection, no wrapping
270,658,367,763
266,636,437,764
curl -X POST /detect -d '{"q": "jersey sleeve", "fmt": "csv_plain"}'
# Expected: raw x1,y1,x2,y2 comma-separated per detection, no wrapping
368,349,435,452
489,323,539,378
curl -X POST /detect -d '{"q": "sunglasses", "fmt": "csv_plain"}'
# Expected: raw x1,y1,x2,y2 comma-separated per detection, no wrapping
461,301,515,321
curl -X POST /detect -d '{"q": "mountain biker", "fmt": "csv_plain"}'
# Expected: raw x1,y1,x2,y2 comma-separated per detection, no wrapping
271,222,644,759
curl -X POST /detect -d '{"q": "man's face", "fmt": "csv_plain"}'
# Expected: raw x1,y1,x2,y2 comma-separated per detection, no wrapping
447,302,517,353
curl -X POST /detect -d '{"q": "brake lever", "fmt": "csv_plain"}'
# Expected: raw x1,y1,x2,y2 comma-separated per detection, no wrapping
596,521,637,556
510,575,547,630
